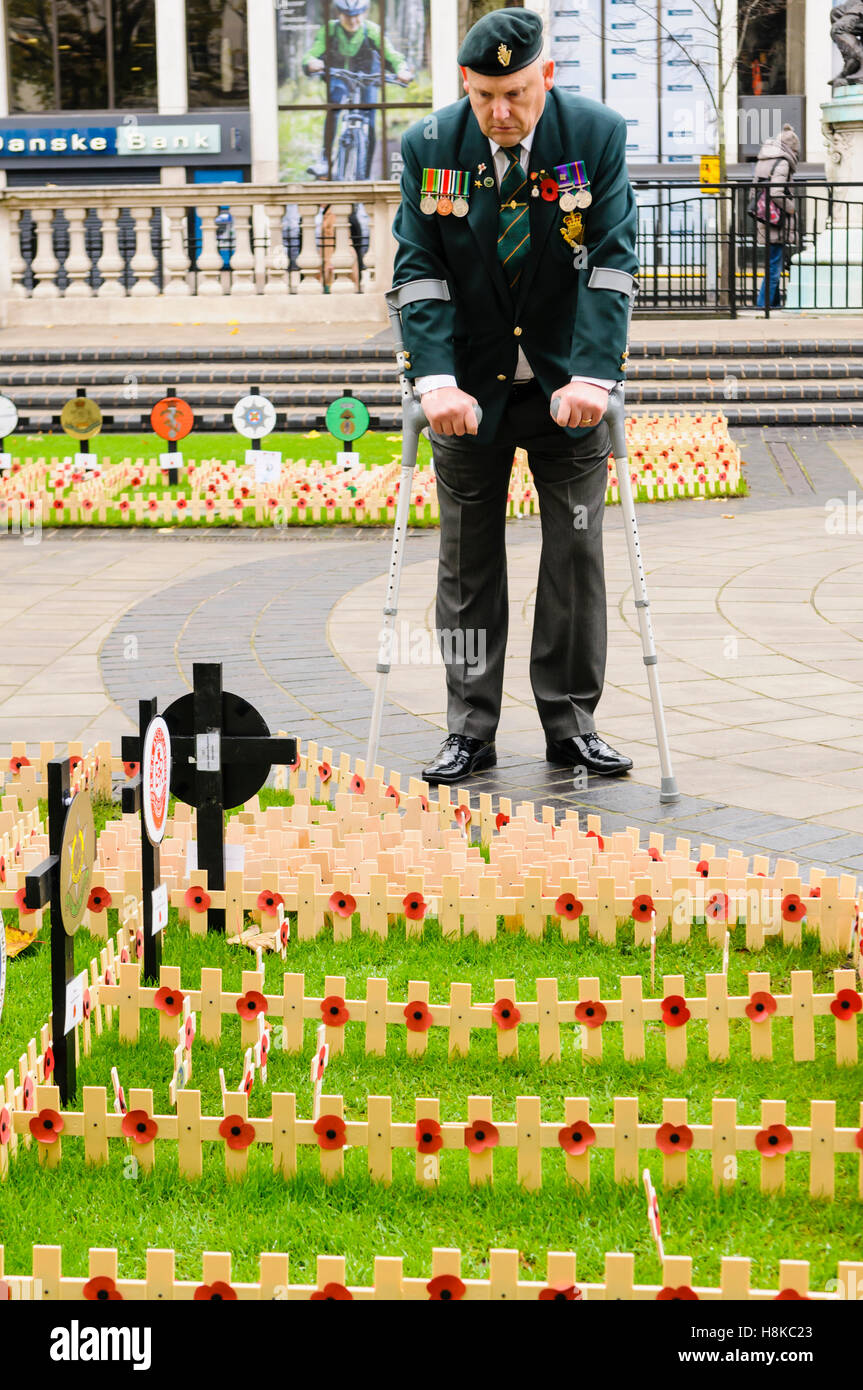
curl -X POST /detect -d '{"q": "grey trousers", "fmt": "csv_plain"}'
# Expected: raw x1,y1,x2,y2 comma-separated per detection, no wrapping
429,379,611,743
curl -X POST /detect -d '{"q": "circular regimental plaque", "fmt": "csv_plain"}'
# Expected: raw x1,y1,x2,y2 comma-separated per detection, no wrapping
0,395,19,438
142,716,172,846
151,396,195,442
325,395,371,443
232,394,278,440
59,791,96,936
60,397,103,440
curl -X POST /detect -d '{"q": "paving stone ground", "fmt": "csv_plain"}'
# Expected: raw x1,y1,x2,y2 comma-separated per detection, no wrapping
2,412,863,876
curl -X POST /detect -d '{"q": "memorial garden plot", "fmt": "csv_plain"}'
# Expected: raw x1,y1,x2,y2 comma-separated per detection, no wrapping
0,736,861,1300
0,412,745,533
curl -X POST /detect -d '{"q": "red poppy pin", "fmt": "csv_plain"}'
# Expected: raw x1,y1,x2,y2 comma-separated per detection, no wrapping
555,892,583,921
30,1109,65,1144
14,887,34,917
403,893,428,921
349,773,365,794
539,1283,583,1300
185,886,211,913
154,986,185,1017
464,1119,499,1153
321,995,350,1027
122,1110,158,1145
404,1000,433,1032
416,1119,443,1154
586,829,604,851
656,1122,693,1155
236,990,268,1020
830,988,862,1020
256,890,284,918
385,785,401,807
648,847,663,862
83,1275,124,1301
9,755,30,773
0,1107,11,1146
43,1045,54,1080
310,1283,354,1300
495,812,509,830
22,1075,34,1111
328,891,356,919
755,1123,793,1157
745,991,777,1023
574,999,606,1029
775,1288,809,1300
219,1115,256,1151
427,1274,466,1301
87,887,112,913
657,1286,699,1300
706,892,728,922
558,1121,596,1156
632,894,655,922
661,995,690,1028
491,997,521,1030
313,1115,347,1150
695,860,709,878
318,762,333,784
193,1281,237,1301
781,893,806,921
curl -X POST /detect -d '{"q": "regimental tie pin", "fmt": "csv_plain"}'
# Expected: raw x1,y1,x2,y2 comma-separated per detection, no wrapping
420,167,470,217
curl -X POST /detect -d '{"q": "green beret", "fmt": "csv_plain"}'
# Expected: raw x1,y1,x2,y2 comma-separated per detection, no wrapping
458,7,543,76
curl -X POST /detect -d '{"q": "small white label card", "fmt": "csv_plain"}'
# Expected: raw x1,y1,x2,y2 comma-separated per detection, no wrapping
196,730,220,772
65,970,88,1033
250,449,281,483
160,452,183,471
152,883,169,935
0,453,11,471
185,840,245,876
337,451,360,470
75,452,98,470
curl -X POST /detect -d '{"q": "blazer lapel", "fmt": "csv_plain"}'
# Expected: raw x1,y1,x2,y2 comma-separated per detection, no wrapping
456,109,512,316
514,91,565,316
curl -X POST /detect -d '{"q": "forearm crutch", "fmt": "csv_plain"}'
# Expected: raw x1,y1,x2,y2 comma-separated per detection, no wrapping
365,278,482,770
604,285,679,802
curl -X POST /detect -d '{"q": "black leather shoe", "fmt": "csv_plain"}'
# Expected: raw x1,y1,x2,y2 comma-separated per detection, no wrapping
545,733,633,776
422,734,496,785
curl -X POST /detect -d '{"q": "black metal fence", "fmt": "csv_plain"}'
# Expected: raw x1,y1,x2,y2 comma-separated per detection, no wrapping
632,179,863,316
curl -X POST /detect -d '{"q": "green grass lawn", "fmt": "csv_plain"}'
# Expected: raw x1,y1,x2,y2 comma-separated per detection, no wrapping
15,430,433,471
1,891,859,1287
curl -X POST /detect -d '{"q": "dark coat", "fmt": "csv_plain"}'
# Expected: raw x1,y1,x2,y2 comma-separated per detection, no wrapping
391,85,639,444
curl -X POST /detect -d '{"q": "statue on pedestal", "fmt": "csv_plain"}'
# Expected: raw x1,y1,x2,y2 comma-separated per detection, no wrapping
831,2,863,87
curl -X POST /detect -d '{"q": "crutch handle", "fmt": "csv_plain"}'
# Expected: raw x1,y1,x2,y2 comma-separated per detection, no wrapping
413,396,483,431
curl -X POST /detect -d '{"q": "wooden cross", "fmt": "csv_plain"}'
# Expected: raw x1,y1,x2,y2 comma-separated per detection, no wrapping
24,758,94,1103
122,663,296,931
121,698,166,983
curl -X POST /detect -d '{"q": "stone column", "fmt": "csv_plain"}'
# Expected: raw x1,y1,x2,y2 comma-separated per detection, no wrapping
432,0,460,109
806,0,835,169
156,0,188,115
248,0,280,182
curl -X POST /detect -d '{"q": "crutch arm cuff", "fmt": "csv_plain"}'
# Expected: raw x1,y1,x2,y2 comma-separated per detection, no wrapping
387,278,452,310
587,266,637,296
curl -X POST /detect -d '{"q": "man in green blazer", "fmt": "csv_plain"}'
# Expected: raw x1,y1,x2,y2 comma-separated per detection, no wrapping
391,6,638,785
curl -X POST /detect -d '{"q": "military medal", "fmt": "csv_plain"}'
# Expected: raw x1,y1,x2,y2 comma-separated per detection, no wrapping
483,176,495,187
555,159,592,212
420,167,471,217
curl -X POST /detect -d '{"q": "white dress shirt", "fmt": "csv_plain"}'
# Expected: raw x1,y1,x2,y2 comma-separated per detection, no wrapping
414,127,615,398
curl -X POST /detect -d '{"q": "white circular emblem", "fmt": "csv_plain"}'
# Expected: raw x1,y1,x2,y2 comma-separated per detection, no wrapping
0,396,18,439
232,394,277,440
142,717,171,846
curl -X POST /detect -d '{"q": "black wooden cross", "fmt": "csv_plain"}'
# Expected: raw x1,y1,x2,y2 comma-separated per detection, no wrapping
24,758,93,1104
122,663,296,932
121,697,165,984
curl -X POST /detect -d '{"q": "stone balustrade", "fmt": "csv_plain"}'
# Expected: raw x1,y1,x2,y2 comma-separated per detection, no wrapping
0,182,402,325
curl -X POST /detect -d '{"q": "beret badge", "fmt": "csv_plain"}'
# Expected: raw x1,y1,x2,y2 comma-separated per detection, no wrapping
497,42,512,67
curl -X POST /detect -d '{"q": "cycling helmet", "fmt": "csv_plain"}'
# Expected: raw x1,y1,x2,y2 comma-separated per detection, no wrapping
334,0,370,12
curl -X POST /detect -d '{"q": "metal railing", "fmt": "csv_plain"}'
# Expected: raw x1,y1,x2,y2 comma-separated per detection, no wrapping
632,179,863,316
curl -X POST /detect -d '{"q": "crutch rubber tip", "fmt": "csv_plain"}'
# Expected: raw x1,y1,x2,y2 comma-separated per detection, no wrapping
659,776,679,802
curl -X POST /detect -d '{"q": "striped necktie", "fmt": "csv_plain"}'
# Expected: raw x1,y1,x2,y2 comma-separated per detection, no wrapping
497,144,530,292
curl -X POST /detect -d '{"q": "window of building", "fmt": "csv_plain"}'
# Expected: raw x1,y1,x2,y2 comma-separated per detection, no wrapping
186,0,250,108
276,0,432,183
738,0,788,96
7,0,158,113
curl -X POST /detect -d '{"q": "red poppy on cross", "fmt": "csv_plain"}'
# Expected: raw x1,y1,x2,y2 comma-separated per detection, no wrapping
310,1024,329,1121
643,1167,665,1263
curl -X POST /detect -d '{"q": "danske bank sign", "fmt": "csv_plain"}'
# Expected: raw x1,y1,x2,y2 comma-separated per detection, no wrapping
0,124,222,157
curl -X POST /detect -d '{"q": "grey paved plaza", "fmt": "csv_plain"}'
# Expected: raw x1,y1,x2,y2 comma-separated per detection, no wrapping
2,317,863,876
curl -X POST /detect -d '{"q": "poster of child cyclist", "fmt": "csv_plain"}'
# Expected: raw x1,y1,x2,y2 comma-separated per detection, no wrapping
277,0,432,183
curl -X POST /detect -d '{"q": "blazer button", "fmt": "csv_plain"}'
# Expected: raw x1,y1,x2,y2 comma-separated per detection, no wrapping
513,326,522,336
497,373,506,380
